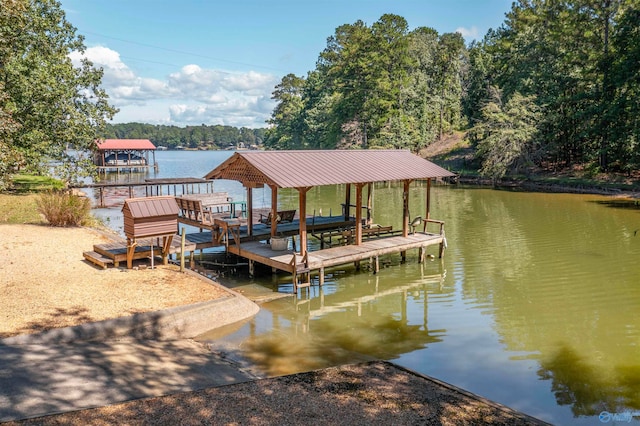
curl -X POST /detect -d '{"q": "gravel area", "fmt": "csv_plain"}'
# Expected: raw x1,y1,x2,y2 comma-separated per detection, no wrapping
6,361,547,426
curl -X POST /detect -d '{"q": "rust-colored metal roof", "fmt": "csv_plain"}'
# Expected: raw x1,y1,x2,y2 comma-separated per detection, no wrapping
122,196,179,218
204,150,455,188
96,139,156,150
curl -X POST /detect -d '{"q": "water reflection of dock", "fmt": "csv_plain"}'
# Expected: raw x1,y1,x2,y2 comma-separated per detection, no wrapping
226,273,449,376
301,273,446,319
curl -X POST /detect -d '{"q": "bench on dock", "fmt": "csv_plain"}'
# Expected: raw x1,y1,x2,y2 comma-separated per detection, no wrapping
175,197,217,229
175,192,232,226
313,224,398,248
259,209,296,226
340,225,399,245
181,192,231,213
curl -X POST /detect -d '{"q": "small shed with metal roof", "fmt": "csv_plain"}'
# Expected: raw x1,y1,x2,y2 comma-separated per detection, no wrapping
122,196,179,268
204,150,455,258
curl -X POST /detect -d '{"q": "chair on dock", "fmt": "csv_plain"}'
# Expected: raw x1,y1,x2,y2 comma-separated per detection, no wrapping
176,197,216,228
259,209,296,226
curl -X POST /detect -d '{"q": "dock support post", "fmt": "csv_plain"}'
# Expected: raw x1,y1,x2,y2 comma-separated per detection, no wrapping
419,247,425,263
374,256,379,274
249,260,255,277
180,228,186,272
126,238,137,269
319,267,325,286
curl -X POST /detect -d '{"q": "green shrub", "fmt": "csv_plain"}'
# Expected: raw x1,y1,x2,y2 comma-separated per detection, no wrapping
36,190,91,227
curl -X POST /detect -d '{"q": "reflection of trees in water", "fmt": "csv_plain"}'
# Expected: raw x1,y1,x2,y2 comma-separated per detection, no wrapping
442,189,640,417
245,313,444,377
244,274,448,377
538,345,640,417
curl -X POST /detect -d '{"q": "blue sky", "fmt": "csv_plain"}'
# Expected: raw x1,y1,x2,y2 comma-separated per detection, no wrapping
61,0,513,128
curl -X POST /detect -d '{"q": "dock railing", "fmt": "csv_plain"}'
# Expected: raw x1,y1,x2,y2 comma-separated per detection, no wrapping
422,218,445,235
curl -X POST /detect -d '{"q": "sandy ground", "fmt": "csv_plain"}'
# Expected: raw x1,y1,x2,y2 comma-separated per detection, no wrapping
0,224,226,338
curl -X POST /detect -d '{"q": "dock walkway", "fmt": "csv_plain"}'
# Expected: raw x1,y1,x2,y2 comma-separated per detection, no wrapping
84,213,445,293
227,232,445,290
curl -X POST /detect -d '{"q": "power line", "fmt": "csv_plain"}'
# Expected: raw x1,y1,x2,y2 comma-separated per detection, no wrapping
82,30,289,73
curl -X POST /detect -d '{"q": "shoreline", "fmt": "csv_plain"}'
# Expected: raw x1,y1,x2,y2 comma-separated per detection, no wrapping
456,175,640,198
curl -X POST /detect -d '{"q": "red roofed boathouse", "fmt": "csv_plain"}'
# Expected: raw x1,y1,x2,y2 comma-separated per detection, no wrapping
94,139,158,174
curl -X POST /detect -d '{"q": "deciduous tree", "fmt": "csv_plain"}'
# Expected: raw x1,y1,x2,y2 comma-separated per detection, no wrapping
0,0,117,188
472,87,540,179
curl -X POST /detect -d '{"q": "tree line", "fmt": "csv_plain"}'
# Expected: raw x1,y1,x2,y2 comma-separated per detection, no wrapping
2,1,638,189
102,123,267,150
265,15,466,153
265,2,640,178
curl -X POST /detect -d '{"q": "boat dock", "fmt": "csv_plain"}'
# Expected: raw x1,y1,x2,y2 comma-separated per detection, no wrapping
226,231,445,290
85,218,445,293
84,150,455,293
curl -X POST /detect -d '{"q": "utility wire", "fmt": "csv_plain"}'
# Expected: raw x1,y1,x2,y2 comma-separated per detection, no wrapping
82,30,288,73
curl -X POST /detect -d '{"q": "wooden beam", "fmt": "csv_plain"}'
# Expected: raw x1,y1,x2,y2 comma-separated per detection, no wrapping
355,183,364,245
402,180,412,237
297,186,312,257
344,183,351,220
246,186,253,236
366,183,373,226
426,178,432,220
270,184,278,238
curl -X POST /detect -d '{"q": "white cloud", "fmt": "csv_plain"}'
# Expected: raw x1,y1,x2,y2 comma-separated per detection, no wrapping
70,46,278,128
455,26,480,41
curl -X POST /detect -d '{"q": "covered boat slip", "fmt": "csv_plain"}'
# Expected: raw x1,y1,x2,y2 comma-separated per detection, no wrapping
203,150,455,291
93,139,158,174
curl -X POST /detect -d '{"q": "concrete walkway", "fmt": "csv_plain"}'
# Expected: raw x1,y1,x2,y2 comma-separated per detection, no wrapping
0,287,261,423
0,339,257,422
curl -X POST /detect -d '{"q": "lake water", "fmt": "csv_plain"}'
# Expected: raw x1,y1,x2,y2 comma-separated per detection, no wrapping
93,151,640,425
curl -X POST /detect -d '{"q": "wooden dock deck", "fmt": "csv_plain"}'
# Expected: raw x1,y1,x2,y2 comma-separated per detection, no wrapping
84,212,445,295
83,215,356,269
84,229,223,269
226,232,445,291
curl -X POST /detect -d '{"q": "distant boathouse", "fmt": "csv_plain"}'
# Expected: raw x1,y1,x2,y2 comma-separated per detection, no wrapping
94,139,159,174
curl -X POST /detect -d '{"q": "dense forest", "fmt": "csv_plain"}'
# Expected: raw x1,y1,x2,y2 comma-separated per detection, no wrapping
102,123,267,150
265,1,640,178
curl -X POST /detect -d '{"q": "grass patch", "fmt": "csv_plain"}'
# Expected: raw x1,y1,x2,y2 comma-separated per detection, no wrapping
0,193,46,224
12,174,65,193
